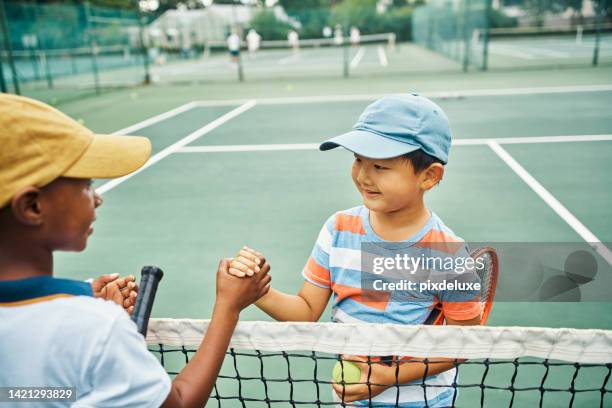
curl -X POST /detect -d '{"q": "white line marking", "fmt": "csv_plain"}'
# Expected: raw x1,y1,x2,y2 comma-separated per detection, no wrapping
191,84,612,107
278,53,300,65
178,143,319,153
377,45,388,67
454,134,612,146
175,134,612,153
113,102,199,135
96,100,256,195
350,47,365,69
489,44,536,60
488,140,612,266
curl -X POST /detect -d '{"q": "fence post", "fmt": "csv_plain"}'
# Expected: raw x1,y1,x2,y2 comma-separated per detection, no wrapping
0,0,20,94
462,0,472,72
135,3,150,84
83,2,101,95
0,53,6,92
592,0,604,66
482,0,492,70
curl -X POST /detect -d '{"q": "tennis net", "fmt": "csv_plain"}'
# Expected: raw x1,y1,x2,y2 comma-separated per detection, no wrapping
147,319,612,407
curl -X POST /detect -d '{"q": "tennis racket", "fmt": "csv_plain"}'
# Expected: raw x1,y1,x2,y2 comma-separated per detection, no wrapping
424,246,499,325
131,265,164,336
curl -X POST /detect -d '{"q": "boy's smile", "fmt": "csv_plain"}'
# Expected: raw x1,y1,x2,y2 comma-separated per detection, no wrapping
352,154,423,213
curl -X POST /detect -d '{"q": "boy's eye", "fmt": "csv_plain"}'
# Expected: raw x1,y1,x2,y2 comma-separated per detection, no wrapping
374,164,388,170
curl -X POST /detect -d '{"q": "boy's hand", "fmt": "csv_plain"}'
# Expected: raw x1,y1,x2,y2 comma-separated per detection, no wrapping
92,273,138,315
216,258,271,314
229,246,265,277
332,357,394,402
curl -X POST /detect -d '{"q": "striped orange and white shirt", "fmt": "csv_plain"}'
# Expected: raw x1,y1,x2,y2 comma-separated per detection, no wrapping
302,205,480,407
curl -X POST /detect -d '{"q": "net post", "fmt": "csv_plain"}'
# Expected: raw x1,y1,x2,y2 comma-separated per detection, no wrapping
481,0,492,71
0,0,20,94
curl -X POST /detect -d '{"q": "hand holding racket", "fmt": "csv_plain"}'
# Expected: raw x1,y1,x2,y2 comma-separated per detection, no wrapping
131,266,164,336
425,246,499,325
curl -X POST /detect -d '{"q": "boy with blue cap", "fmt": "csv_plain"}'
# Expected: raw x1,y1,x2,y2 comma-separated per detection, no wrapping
229,94,481,407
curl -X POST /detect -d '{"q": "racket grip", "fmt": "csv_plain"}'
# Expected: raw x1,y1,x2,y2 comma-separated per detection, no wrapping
131,266,164,337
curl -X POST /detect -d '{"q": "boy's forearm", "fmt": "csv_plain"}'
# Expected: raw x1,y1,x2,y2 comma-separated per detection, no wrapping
255,288,317,322
164,302,239,408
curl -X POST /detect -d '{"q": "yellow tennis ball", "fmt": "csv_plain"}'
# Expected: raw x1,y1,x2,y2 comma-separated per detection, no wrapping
332,361,361,384
77,118,85,125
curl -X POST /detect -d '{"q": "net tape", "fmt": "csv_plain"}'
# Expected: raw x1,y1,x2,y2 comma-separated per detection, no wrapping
147,319,612,364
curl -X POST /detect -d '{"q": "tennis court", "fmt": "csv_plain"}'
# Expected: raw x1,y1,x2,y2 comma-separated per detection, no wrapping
46,64,612,406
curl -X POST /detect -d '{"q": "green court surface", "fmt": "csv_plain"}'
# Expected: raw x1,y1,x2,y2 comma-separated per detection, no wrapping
51,65,612,406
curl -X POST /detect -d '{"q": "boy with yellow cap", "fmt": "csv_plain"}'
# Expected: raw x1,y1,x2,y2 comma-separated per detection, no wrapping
0,94,271,407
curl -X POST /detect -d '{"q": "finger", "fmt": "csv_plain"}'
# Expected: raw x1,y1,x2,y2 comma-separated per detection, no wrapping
230,259,251,274
114,277,128,289
91,273,119,291
259,261,270,275
257,274,272,290
127,305,134,315
228,267,246,278
230,259,255,276
236,255,259,272
125,275,135,283
258,284,271,298
120,286,131,298
218,258,232,272
238,247,261,265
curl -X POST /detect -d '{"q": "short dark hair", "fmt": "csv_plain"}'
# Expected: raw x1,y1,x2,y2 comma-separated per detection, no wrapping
401,149,444,174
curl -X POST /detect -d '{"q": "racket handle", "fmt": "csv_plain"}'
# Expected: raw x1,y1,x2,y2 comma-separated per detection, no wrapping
131,266,164,336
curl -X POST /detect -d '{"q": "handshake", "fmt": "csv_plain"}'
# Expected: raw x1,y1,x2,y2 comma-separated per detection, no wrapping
91,246,272,317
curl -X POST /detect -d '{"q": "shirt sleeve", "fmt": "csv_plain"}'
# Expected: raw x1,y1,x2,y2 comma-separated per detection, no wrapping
302,215,335,289
75,311,171,408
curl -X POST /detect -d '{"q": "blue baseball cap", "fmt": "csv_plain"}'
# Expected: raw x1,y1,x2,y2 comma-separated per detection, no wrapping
320,94,452,163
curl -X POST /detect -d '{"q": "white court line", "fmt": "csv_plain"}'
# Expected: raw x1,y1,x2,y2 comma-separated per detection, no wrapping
96,100,256,195
278,53,300,65
489,45,536,60
488,140,612,266
191,84,612,107
179,143,319,153
377,45,388,67
454,134,612,145
175,134,612,153
350,47,365,69
113,101,199,135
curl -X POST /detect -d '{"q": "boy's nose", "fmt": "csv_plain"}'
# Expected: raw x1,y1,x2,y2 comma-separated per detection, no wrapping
357,168,373,187
94,193,103,208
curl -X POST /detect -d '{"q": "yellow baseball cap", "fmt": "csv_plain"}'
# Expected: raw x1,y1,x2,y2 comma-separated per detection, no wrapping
0,94,151,208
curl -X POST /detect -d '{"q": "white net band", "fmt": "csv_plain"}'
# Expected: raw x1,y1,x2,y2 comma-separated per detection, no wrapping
147,319,612,364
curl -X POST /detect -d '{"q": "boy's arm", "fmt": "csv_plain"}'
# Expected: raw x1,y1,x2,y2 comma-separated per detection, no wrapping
255,281,332,322
332,315,481,402
229,247,332,322
161,259,271,408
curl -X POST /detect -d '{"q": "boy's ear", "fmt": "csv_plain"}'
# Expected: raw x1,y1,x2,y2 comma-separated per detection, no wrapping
421,163,444,191
10,187,44,226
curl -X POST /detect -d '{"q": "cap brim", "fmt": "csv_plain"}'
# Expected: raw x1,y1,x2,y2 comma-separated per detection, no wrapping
320,130,420,159
63,134,151,179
